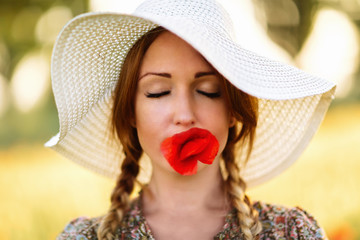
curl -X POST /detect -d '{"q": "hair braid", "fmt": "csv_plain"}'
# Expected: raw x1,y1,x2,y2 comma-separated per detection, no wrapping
222,128,262,239
98,128,142,240
97,139,142,240
219,73,262,238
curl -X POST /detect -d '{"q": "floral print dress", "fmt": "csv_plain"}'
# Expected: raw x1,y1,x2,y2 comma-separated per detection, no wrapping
57,197,327,240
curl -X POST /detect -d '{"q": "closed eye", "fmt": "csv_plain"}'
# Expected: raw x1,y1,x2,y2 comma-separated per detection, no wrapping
196,90,221,98
145,91,170,98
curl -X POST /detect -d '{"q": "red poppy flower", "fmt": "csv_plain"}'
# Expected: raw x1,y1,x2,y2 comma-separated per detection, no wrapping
160,128,219,175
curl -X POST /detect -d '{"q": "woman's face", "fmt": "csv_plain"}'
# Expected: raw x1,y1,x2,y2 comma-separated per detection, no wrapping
135,31,234,175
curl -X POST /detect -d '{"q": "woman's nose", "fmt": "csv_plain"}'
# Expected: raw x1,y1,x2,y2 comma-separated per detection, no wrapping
173,92,196,126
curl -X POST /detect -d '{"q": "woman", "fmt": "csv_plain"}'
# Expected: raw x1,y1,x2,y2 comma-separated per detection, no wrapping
48,0,335,239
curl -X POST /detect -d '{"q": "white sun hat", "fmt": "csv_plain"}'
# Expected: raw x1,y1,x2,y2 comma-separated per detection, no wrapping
46,0,336,187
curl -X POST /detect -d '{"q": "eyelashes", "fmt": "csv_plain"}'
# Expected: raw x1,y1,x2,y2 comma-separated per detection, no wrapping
145,90,221,98
145,91,171,98
196,90,221,98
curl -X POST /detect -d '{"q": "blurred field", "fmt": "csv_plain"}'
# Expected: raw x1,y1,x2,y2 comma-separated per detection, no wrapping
0,104,360,240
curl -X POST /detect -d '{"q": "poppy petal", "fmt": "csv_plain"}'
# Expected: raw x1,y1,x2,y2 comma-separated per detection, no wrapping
160,128,219,175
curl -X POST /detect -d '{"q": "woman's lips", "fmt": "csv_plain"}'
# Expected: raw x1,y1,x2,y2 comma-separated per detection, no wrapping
160,127,219,175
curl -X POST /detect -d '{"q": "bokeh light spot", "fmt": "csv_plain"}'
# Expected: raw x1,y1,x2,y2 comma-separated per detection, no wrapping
10,50,50,113
296,8,359,98
35,6,73,44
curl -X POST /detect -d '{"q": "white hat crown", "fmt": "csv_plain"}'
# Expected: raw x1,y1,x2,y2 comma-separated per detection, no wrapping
134,0,236,39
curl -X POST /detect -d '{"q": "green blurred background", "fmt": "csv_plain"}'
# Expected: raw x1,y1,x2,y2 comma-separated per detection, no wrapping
0,0,360,239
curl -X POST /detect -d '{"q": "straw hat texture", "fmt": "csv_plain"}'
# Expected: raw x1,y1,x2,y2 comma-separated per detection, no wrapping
46,0,336,187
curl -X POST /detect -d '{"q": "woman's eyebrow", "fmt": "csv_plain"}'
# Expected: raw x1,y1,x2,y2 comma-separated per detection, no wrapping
138,71,216,80
139,72,171,80
194,71,216,78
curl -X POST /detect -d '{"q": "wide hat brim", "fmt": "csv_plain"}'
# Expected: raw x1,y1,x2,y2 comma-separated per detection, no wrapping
46,0,335,187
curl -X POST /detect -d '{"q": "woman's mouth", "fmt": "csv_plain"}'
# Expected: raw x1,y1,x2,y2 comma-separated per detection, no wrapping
160,127,219,175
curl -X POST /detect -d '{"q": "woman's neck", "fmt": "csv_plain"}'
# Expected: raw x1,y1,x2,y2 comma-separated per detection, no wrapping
142,160,228,213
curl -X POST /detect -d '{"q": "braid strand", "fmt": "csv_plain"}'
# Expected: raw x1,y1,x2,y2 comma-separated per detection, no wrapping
222,128,262,240
97,152,140,240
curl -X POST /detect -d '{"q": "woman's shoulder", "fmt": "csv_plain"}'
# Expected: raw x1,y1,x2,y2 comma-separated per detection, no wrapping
56,216,101,240
253,201,328,239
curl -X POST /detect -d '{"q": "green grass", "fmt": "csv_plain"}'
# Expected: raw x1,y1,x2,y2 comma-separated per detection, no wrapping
1,104,360,240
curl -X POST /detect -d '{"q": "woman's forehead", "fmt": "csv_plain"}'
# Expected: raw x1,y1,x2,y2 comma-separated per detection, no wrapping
139,31,214,75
